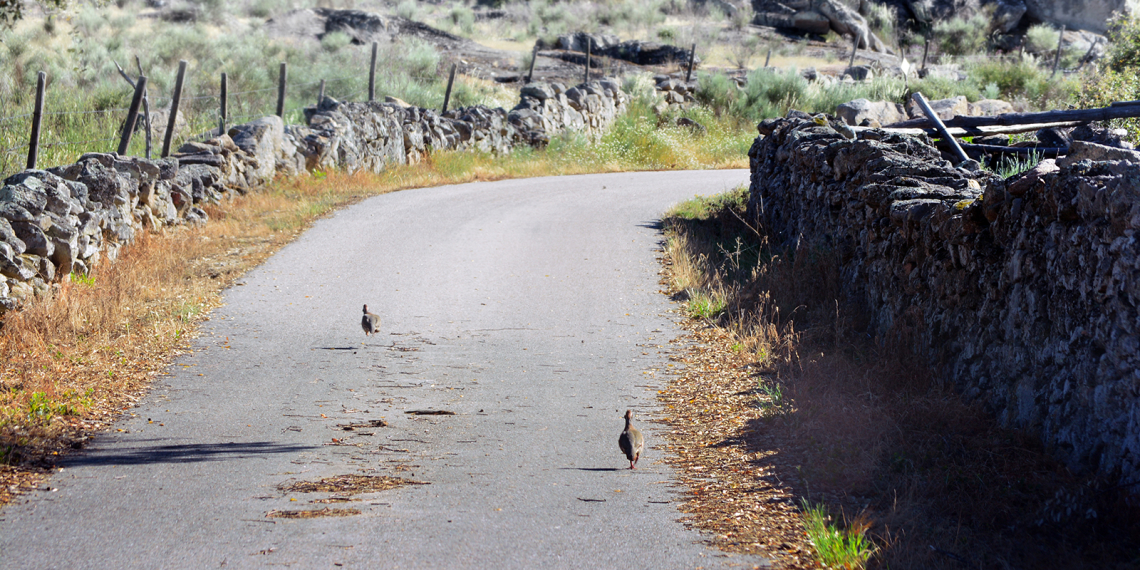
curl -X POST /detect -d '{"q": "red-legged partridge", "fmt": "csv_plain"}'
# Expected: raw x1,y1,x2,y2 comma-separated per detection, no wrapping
618,409,644,469
361,304,381,336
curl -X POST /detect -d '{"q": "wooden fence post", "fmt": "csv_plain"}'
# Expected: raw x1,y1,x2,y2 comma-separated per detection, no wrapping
318,79,326,106
135,56,151,159
585,40,591,83
219,72,227,137
526,44,537,83
368,41,378,102
848,32,860,69
921,38,930,71
686,43,696,82
442,63,457,114
26,71,46,170
764,46,772,67
1052,25,1066,76
161,59,187,158
118,75,147,156
276,62,287,118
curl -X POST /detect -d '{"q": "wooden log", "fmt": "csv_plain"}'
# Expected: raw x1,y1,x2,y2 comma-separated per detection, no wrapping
912,92,969,162
944,140,1068,158
884,102,1140,130
118,75,147,156
161,59,187,158
26,72,45,170
872,120,1082,137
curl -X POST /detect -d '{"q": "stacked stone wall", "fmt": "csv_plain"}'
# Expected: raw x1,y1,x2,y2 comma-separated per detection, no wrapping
748,117,1140,484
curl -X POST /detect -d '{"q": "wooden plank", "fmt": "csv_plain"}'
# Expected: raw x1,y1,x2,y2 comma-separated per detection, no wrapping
870,120,1082,137
885,102,1140,130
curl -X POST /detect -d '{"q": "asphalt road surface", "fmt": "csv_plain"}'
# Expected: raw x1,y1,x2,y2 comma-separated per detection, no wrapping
0,170,767,569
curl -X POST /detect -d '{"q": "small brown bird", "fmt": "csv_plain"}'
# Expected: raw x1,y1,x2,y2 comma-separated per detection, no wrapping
361,304,381,336
618,409,645,470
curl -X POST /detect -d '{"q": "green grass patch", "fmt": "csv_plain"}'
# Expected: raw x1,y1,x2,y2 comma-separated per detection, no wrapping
801,500,877,569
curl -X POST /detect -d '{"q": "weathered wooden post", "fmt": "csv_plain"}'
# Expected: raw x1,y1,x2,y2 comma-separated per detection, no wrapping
585,40,591,83
913,92,968,163
764,46,772,67
368,41,379,102
318,79,326,106
276,62,287,118
219,72,227,137
26,71,46,170
921,38,930,71
118,75,147,156
135,56,151,159
686,43,696,82
848,32,861,69
161,59,187,158
1052,25,1066,76
526,44,538,83
441,63,457,114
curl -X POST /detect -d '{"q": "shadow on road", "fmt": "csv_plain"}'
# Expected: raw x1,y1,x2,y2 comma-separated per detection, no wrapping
560,467,624,472
63,441,315,467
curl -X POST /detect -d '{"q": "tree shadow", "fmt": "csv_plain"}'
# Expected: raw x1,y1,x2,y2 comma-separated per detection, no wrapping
62,440,316,467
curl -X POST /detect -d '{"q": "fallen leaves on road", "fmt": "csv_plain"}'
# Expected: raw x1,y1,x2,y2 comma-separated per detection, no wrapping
267,507,362,519
278,474,428,495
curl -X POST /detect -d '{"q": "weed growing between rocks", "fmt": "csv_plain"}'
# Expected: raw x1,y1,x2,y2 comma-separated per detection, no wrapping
658,190,1140,569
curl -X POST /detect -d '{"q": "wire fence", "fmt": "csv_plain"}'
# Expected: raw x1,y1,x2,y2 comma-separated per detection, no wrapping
0,51,393,179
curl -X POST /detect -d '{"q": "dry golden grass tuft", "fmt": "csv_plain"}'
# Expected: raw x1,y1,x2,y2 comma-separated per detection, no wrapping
658,191,1140,569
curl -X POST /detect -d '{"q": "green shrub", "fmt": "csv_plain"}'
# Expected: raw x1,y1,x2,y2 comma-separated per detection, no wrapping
864,2,897,46
932,14,989,56
320,31,353,53
396,0,419,20
1025,23,1060,54
1105,14,1140,71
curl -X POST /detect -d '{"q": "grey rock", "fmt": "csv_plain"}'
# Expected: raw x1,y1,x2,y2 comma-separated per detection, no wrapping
836,98,907,127
10,221,53,258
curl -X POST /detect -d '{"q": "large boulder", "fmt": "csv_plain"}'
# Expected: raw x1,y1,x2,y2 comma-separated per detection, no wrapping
1023,0,1129,35
836,98,907,126
906,95,969,120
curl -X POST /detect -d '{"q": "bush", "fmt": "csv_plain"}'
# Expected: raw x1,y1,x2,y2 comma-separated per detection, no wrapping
864,2,897,47
320,31,353,53
1025,23,1060,55
1105,14,1140,71
932,14,989,56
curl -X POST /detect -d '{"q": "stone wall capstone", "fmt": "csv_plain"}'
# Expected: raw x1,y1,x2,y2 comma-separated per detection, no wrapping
748,116,1140,485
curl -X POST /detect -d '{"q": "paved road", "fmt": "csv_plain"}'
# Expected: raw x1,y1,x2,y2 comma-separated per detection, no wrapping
0,170,764,569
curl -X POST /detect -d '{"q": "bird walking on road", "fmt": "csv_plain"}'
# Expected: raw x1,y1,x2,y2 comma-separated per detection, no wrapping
618,409,644,470
812,113,856,140
362,304,381,336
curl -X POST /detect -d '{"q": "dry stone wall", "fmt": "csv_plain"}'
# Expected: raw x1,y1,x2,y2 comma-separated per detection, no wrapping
0,79,627,313
748,117,1140,486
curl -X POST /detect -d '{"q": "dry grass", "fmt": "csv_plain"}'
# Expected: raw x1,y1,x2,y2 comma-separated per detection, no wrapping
658,191,1140,569
266,507,362,519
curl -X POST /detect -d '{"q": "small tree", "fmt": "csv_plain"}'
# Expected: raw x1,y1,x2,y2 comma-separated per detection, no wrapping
1,0,67,28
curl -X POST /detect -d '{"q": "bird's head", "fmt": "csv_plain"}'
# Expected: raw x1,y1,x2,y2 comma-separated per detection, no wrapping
624,410,633,420
812,114,829,127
